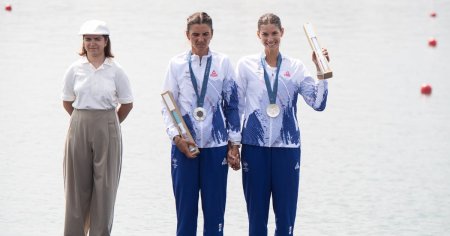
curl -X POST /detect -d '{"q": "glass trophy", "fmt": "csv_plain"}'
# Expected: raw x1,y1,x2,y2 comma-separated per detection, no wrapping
161,91,200,155
303,23,332,79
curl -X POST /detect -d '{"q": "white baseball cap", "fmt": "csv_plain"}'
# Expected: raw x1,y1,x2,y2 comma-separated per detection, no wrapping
79,20,110,35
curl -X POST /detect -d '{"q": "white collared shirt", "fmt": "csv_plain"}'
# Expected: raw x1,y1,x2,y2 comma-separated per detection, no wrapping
62,57,133,109
236,53,328,148
161,50,241,148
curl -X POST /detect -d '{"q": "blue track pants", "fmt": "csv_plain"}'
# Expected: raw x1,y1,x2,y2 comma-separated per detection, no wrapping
241,144,301,236
171,145,228,236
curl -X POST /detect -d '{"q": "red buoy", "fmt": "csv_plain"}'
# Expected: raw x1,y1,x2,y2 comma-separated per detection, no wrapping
421,84,432,95
428,38,437,47
430,11,437,17
5,4,12,11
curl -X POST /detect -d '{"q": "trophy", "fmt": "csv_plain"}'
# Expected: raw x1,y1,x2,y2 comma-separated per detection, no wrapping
161,91,200,155
303,23,332,79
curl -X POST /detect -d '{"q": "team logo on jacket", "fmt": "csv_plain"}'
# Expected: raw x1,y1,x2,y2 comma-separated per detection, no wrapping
284,71,291,77
210,70,218,77
295,162,300,170
222,158,228,165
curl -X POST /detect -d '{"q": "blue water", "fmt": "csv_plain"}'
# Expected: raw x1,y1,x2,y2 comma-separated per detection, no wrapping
1,0,450,235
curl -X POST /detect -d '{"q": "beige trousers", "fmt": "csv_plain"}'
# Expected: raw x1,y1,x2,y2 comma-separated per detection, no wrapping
64,109,122,236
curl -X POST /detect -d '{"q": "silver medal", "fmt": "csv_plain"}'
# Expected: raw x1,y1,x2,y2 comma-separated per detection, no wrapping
266,104,280,118
193,107,206,121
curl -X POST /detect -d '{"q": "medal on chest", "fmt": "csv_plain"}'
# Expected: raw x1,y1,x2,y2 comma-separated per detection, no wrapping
193,107,206,121
266,103,280,118
188,52,213,121
261,53,282,118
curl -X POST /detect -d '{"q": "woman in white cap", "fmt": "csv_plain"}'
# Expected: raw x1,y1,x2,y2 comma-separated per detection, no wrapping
61,20,133,236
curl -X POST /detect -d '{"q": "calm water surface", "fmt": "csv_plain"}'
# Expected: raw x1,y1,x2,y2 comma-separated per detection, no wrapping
1,0,450,235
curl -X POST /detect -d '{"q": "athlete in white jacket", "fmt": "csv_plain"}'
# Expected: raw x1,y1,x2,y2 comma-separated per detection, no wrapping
236,13,330,236
161,12,241,236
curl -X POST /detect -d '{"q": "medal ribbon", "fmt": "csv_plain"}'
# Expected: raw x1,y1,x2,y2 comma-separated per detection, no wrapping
261,53,282,104
188,52,212,108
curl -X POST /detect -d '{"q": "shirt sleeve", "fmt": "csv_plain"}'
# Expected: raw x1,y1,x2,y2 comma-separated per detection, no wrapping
115,67,134,104
62,66,76,101
221,57,241,143
161,61,181,141
298,64,328,111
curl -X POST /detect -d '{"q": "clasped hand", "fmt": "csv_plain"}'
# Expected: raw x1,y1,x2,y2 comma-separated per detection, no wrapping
227,142,240,171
